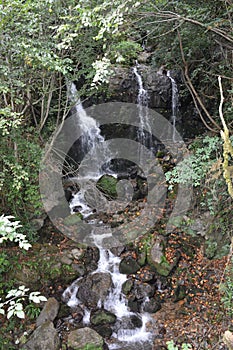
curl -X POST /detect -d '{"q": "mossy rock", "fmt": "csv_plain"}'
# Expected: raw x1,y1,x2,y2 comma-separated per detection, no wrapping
122,279,134,295
63,213,83,226
67,327,103,350
90,309,116,326
96,175,118,199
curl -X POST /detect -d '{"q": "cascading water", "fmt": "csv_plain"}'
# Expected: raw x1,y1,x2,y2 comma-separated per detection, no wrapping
167,71,179,142
62,230,153,349
67,82,113,217
62,82,155,349
133,66,152,148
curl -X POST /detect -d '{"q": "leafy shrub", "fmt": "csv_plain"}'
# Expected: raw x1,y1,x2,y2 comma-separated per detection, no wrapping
165,136,222,188
0,215,31,250
0,215,47,320
219,253,233,316
109,40,142,65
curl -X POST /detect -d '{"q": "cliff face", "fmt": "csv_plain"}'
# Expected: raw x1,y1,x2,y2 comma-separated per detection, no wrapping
108,65,172,110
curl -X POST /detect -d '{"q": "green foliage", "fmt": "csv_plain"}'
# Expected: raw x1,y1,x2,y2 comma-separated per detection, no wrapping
167,340,192,350
109,40,142,65
0,286,47,319
0,215,31,250
1,125,42,226
0,252,11,275
96,175,118,199
220,255,233,316
165,136,222,188
0,216,47,320
134,0,232,117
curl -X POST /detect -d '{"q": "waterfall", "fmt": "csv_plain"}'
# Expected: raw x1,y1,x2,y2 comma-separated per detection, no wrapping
67,83,112,216
167,71,179,142
133,66,152,148
69,82,104,153
62,82,154,349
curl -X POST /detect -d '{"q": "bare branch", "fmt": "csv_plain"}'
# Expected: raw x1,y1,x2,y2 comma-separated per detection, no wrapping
177,30,221,132
138,10,233,43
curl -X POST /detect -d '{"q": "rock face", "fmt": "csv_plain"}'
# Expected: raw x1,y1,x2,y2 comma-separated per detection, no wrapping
109,65,172,111
23,321,60,350
67,327,104,350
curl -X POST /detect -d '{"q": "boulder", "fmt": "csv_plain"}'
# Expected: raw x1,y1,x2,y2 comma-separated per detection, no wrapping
142,298,161,313
90,309,116,326
63,213,83,226
23,321,60,350
119,256,140,275
113,314,143,333
36,297,60,327
67,327,104,350
147,236,174,276
77,272,112,308
122,279,134,295
131,280,155,300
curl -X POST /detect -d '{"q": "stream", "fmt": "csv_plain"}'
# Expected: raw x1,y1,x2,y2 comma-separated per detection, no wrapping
62,68,161,348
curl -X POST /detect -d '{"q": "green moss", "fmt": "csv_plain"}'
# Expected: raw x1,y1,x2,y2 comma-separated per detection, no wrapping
96,175,118,199
63,213,83,226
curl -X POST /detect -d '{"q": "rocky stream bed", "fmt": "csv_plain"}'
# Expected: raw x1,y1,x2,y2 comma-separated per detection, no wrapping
1,203,232,350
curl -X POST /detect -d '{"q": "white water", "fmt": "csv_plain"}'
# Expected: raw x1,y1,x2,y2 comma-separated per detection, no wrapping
133,66,152,148
63,82,153,348
62,230,153,348
68,82,112,217
167,71,179,142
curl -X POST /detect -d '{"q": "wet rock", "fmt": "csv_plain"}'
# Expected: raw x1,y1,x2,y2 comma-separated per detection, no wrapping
67,327,104,350
23,321,60,350
108,65,171,110
57,304,71,319
110,246,125,256
77,272,112,308
119,256,140,274
127,296,140,313
113,314,143,333
142,298,161,313
83,247,100,273
131,280,155,300
93,324,113,338
133,177,148,200
36,297,60,327
90,309,116,326
122,279,134,295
